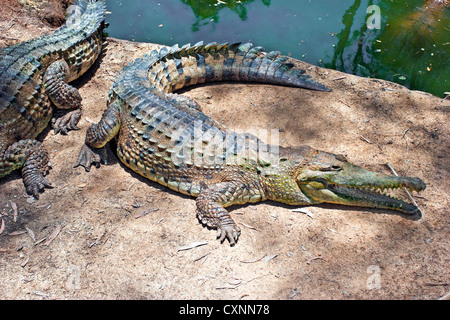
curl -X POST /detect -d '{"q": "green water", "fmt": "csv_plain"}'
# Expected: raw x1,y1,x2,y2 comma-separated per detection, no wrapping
106,0,449,97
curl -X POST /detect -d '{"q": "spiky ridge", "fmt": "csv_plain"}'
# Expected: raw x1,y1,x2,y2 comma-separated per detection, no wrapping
0,0,107,121
112,41,331,96
0,0,107,195
153,41,330,90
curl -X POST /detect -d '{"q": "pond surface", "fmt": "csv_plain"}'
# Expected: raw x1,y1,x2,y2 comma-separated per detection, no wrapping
106,0,449,97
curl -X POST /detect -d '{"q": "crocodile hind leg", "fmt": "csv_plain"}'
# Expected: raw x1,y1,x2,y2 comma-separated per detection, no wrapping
44,60,82,134
1,140,52,198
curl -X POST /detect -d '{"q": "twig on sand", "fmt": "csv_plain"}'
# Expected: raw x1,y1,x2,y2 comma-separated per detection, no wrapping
177,241,208,251
0,14,18,32
332,76,347,81
306,256,323,265
402,129,410,154
359,135,372,144
216,273,270,290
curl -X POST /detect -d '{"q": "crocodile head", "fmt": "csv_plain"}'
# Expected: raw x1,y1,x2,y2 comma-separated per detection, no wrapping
283,146,426,216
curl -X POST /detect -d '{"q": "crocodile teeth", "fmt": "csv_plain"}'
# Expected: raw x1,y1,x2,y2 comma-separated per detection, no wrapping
329,184,420,214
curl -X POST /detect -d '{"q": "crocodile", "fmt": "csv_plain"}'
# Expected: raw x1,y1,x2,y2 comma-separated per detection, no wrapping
75,42,426,245
0,0,107,197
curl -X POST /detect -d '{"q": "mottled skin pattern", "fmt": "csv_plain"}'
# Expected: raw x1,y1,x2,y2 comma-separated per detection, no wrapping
0,0,106,197
76,42,426,245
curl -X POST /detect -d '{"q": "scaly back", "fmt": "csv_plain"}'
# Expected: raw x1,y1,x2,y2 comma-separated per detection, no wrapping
0,0,107,139
108,42,330,172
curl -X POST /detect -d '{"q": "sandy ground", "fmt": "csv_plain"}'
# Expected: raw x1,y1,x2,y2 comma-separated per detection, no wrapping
0,1,449,300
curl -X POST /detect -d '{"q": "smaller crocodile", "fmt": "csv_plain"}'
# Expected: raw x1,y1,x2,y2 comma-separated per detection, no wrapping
0,0,107,197
75,42,426,245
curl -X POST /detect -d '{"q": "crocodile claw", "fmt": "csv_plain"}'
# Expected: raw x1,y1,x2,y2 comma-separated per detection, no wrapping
217,223,241,246
22,161,53,199
52,109,82,135
74,144,107,171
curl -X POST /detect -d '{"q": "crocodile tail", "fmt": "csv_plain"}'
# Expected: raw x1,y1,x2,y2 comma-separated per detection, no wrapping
149,41,331,93
57,0,107,34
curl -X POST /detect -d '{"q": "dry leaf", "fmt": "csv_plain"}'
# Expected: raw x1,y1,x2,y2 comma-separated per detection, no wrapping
8,230,27,236
239,222,257,230
263,253,278,263
239,255,265,264
25,226,36,242
291,208,314,218
178,241,208,251
34,238,46,246
41,224,62,246
134,207,159,219
0,218,4,235
9,200,18,222
20,256,30,268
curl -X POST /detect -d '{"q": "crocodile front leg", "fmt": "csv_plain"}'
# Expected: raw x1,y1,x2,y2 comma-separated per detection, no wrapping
196,182,242,245
196,179,266,245
1,140,52,198
74,101,121,170
44,60,83,134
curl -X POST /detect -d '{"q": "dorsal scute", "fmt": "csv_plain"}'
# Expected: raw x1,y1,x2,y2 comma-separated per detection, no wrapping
154,41,257,63
159,46,169,58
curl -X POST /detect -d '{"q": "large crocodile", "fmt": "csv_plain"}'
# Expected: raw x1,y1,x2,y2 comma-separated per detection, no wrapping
75,42,426,245
0,0,107,197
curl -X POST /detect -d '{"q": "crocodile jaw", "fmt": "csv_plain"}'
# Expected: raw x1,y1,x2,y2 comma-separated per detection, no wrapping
293,148,426,215
299,178,425,215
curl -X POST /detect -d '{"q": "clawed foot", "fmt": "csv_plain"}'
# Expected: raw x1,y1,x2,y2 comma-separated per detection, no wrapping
52,109,82,134
22,161,52,199
197,210,242,246
196,183,243,246
74,144,107,171
217,222,241,246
